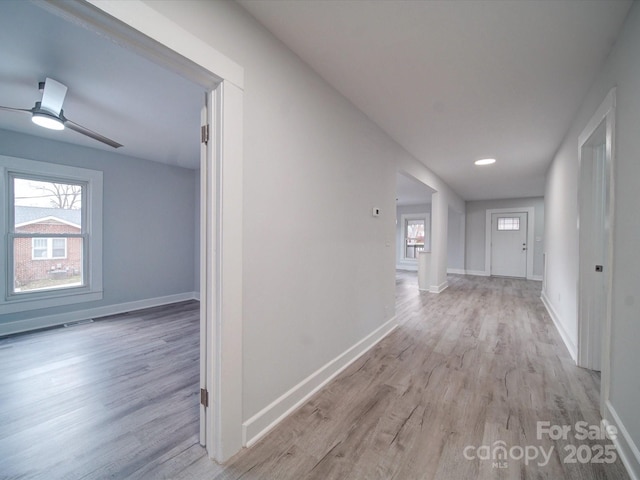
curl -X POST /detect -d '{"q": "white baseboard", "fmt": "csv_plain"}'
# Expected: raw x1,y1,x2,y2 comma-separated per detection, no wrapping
429,281,449,294
0,291,199,337
447,268,466,275
605,401,640,480
465,269,489,277
443,269,540,281
396,264,418,272
540,290,577,362
242,315,399,447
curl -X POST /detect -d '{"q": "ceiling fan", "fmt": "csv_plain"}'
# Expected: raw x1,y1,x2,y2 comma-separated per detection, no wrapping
0,77,122,148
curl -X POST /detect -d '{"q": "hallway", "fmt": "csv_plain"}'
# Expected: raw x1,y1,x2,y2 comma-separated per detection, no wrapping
195,272,628,479
0,274,629,479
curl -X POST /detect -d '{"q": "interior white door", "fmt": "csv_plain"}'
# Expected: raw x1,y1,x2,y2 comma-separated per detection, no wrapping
577,88,615,414
578,129,608,372
491,212,528,278
199,101,208,446
199,91,216,449
590,144,607,371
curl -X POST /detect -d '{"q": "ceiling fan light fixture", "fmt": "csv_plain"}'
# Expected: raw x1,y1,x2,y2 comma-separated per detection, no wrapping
474,158,496,166
32,110,64,131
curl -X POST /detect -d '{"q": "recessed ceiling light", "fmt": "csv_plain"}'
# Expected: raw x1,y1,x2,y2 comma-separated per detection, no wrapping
475,158,496,166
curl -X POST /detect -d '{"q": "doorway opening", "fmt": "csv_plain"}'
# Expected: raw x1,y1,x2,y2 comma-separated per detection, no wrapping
21,0,245,462
484,207,535,279
395,172,434,272
577,88,616,415
578,123,607,372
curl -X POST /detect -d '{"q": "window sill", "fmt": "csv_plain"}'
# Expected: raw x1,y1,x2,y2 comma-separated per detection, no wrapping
0,290,103,315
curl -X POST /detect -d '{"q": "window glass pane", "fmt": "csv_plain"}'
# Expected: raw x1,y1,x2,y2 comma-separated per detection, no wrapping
32,238,48,258
14,237,83,293
405,219,425,259
497,217,520,231
51,238,67,258
14,178,83,235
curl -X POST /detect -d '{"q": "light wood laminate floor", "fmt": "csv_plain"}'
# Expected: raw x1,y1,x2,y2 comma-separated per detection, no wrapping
0,301,202,480
0,274,630,479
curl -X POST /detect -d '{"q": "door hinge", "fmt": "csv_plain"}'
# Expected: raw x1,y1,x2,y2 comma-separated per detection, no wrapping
200,388,209,407
201,124,210,144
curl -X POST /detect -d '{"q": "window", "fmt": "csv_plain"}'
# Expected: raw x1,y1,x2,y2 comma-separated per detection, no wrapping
12,176,85,294
1,155,103,313
497,217,520,231
404,218,426,259
399,213,430,263
405,219,425,259
51,238,67,258
32,238,67,260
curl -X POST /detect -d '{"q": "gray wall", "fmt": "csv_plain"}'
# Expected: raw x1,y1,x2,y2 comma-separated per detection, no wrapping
545,3,640,468
465,197,545,277
447,207,465,271
0,129,197,324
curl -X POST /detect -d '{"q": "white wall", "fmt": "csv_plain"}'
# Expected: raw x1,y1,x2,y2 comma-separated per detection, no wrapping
0,129,198,328
143,0,459,432
465,197,544,278
395,204,431,271
447,207,465,272
545,4,640,477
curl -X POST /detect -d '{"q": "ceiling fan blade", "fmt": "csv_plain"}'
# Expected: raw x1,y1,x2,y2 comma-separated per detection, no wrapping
0,105,32,115
40,77,68,115
64,119,123,149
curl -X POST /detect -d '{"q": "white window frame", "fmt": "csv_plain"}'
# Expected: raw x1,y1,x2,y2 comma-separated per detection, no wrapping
32,237,68,260
0,155,103,313
400,213,431,262
497,217,520,231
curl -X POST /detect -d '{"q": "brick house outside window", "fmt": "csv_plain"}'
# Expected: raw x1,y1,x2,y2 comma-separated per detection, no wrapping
14,206,82,290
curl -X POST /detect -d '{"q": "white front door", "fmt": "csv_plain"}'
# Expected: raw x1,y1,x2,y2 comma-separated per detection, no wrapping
491,212,528,278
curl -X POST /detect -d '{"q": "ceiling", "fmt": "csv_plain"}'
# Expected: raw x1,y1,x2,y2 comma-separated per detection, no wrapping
396,172,433,207
0,1,633,201
0,1,204,169
238,0,632,200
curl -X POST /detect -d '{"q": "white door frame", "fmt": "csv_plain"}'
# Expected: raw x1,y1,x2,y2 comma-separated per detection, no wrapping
485,207,535,279
577,88,616,417
43,0,245,462
489,211,528,278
